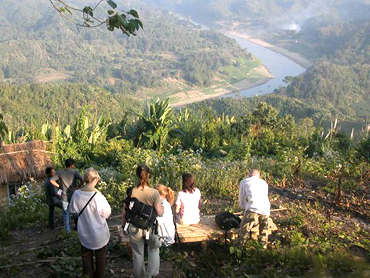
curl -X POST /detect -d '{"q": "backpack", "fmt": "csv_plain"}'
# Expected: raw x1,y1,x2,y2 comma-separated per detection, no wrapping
124,188,158,231
215,211,241,231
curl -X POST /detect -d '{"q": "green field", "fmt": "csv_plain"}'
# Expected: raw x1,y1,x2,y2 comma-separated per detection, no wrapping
138,57,271,105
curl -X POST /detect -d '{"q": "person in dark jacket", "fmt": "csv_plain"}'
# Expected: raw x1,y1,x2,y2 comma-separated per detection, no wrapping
44,167,63,229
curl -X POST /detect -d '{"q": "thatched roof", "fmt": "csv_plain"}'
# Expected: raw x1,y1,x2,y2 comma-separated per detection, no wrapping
0,141,53,185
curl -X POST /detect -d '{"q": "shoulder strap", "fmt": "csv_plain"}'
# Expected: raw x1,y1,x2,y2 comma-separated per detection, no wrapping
59,176,68,189
79,192,97,216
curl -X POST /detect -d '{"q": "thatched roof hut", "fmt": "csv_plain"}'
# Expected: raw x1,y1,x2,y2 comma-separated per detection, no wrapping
0,140,53,186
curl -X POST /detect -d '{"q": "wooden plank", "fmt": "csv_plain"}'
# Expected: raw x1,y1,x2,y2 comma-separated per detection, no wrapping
117,216,278,244
176,216,230,243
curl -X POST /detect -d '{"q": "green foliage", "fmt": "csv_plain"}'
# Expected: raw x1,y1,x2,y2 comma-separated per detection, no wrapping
358,133,370,162
51,0,143,35
126,99,173,152
0,113,8,141
172,241,369,278
0,102,369,276
173,108,242,156
0,83,141,129
0,1,251,90
277,62,370,120
0,185,47,240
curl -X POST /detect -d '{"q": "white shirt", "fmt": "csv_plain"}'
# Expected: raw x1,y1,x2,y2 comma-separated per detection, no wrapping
175,188,201,225
70,190,111,250
239,176,270,216
157,199,175,244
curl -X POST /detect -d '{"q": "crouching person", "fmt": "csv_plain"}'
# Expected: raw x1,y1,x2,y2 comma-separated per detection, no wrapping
122,165,164,278
237,169,270,248
70,168,111,278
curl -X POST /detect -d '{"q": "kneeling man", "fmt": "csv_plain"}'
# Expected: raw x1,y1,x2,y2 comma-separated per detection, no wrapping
238,169,270,248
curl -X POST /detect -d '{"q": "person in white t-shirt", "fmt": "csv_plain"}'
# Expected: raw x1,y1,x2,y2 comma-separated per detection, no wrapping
238,169,270,248
175,173,201,225
156,184,176,245
70,168,111,278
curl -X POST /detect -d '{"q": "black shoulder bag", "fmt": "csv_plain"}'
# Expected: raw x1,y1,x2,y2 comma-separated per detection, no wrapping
124,187,158,231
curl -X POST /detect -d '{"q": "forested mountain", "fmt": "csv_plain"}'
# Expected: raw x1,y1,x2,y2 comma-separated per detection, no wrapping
278,62,370,119
0,83,140,129
0,0,251,90
1,0,368,128
147,0,370,29
273,19,370,121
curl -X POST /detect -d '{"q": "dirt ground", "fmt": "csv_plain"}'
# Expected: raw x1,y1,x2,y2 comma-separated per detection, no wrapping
0,179,369,277
0,215,177,278
35,72,71,83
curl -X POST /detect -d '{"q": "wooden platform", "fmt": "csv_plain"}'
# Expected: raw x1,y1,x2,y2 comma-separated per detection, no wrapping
176,216,230,243
118,215,277,244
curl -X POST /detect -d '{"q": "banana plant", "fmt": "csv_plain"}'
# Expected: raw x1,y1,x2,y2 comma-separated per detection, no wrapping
126,98,173,151
40,121,53,141
88,114,111,144
0,113,8,142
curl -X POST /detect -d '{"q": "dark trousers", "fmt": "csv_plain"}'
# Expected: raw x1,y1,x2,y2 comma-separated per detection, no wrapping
48,200,63,228
81,244,108,278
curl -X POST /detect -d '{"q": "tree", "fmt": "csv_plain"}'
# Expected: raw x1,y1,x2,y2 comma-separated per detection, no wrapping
49,0,143,35
252,102,278,126
0,113,8,142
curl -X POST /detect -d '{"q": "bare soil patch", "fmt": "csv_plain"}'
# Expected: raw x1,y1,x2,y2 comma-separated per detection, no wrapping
35,72,71,83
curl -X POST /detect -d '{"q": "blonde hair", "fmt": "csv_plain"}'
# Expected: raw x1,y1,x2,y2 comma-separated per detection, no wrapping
156,184,175,206
84,168,100,184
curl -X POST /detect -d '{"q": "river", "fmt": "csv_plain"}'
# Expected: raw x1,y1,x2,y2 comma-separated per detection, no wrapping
224,34,307,98
171,13,309,101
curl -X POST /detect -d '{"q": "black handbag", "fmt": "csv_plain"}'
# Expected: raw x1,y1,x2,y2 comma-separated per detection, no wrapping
215,211,241,231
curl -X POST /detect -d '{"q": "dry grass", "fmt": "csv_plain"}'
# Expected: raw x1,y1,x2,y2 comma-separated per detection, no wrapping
0,141,52,185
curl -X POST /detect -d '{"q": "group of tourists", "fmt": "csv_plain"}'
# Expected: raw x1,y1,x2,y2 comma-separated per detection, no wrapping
44,158,271,278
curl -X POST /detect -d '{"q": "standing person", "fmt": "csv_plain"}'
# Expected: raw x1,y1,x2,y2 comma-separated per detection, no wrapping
156,184,175,245
238,169,270,248
175,173,201,225
122,165,164,278
70,168,111,278
44,167,63,229
50,158,84,233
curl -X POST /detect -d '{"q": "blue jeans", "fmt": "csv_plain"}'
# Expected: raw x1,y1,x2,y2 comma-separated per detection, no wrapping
62,201,71,233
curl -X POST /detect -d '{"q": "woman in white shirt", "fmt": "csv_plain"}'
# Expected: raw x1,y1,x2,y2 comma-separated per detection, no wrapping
156,184,176,244
70,168,111,278
175,173,201,225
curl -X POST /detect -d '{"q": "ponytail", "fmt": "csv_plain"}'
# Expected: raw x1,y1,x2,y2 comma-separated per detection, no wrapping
166,187,175,206
156,184,175,205
136,164,150,189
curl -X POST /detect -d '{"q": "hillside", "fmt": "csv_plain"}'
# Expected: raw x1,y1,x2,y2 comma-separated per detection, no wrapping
0,0,273,105
0,98,369,277
0,1,369,277
0,181,369,278
178,1,370,125
147,0,370,31
0,83,141,129
278,62,370,120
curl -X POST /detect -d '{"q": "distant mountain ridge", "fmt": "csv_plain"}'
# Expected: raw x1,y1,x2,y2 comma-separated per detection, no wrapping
0,0,251,90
